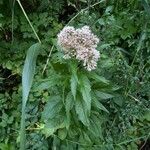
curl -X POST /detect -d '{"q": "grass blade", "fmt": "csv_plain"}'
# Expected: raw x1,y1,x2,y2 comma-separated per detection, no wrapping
20,43,41,150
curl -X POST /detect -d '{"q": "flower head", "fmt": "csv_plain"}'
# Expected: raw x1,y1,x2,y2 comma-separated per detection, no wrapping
57,26,100,71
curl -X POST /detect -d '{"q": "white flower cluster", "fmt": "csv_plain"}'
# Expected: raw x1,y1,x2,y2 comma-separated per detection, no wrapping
57,26,100,71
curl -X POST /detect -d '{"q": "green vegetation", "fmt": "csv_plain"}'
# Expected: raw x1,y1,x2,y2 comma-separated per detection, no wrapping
0,0,150,149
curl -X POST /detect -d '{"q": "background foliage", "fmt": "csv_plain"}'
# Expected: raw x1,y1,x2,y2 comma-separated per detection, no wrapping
0,0,150,149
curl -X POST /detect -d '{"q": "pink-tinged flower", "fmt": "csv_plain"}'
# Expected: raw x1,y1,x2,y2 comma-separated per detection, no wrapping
57,26,100,71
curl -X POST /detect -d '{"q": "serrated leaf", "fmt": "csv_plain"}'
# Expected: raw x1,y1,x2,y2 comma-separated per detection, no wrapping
36,81,54,91
20,43,41,150
70,74,78,100
92,96,109,113
143,110,150,121
42,96,63,121
65,92,74,113
101,59,114,68
89,72,109,84
58,128,67,140
33,73,62,91
79,131,92,145
65,92,74,129
75,95,89,126
42,115,65,137
99,43,111,50
113,95,123,106
70,61,78,100
79,73,91,115
89,115,103,139
95,91,114,100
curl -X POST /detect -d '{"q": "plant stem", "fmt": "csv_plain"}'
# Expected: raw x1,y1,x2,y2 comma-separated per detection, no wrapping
16,0,41,43
11,0,16,44
42,45,54,75
66,0,105,26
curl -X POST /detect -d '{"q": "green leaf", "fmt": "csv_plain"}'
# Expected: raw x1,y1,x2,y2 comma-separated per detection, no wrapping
20,43,41,150
33,73,62,91
143,110,150,121
58,128,67,140
22,43,41,103
142,0,150,16
70,74,78,100
99,43,111,50
88,72,109,84
65,92,74,113
92,96,109,113
79,0,87,3
105,6,113,14
79,131,92,145
75,95,89,126
36,81,53,91
95,91,114,100
65,92,74,129
0,143,15,150
42,115,66,137
89,115,103,139
79,73,91,115
113,95,123,106
98,18,105,25
70,61,78,100
42,96,63,121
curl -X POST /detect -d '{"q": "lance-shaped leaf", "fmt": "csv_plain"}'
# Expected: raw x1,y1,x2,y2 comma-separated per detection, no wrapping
75,94,90,126
70,61,78,100
20,43,41,150
79,73,91,115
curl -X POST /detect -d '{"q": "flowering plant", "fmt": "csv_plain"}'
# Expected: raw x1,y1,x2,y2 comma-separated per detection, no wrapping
57,26,100,71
